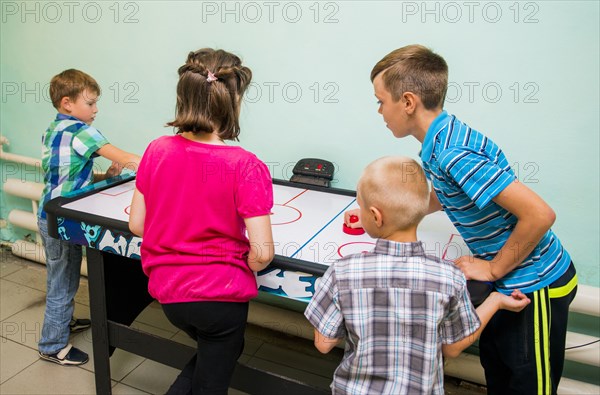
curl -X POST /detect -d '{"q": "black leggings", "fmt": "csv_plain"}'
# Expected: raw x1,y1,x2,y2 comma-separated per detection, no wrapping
162,301,249,395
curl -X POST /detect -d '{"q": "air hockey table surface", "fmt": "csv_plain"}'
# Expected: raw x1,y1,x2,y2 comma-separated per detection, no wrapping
46,173,473,303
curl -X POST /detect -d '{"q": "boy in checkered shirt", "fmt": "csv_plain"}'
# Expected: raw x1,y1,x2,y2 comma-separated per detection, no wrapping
37,69,140,366
304,156,530,395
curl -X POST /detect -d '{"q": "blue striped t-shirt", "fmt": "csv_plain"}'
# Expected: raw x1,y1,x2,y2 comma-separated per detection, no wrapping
420,111,571,294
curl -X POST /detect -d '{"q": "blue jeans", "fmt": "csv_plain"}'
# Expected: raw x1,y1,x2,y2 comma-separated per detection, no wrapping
37,217,83,354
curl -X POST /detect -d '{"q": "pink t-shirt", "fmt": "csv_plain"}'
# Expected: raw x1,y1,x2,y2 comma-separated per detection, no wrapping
136,135,273,304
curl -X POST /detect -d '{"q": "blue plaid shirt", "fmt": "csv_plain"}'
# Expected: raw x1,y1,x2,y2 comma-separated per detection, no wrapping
38,114,109,218
305,239,480,395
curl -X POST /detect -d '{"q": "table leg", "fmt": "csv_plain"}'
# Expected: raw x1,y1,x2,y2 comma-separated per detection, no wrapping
86,248,112,395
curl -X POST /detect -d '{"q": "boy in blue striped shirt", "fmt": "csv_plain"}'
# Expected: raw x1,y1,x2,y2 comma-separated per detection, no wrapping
346,45,577,395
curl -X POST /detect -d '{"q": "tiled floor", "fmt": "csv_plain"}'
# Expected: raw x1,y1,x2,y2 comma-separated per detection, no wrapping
0,248,484,394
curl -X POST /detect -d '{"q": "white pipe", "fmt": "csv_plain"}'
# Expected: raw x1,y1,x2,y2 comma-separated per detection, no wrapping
566,332,600,367
444,353,484,386
559,378,600,395
248,300,315,341
10,240,88,277
3,179,44,201
0,151,41,168
7,209,38,232
11,239,45,265
0,136,41,168
571,284,600,317
444,353,600,394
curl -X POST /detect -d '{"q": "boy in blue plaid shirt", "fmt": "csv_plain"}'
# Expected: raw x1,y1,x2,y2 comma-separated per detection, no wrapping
37,69,140,365
305,156,530,395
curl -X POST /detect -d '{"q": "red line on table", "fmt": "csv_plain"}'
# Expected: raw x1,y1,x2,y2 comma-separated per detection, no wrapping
281,189,309,206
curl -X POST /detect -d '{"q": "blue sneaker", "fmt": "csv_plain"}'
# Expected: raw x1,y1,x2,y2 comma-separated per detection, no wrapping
39,344,89,366
69,317,91,333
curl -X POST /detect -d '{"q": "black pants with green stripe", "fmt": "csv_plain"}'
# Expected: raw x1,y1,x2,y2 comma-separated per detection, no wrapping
479,262,577,395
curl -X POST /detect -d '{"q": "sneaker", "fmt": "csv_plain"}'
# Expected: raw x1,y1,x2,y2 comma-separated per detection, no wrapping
69,317,91,333
39,344,89,366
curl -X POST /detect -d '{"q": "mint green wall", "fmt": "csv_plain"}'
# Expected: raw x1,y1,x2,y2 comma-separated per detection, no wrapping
1,1,598,287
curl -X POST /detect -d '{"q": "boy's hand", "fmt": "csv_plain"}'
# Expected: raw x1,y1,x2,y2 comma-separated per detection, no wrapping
344,209,362,228
491,290,530,312
455,256,496,282
454,255,496,282
105,161,123,179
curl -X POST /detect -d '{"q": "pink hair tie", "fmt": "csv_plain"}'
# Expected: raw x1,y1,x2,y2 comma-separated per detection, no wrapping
206,70,218,83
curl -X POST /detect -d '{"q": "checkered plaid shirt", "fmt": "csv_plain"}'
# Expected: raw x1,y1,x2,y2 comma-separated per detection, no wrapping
304,239,480,395
38,114,109,218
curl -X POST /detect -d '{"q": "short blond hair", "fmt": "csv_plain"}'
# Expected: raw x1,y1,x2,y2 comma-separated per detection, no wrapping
358,156,430,230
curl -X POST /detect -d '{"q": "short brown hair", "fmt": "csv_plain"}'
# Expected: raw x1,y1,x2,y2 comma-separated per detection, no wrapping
167,48,252,141
371,45,448,110
49,69,100,110
358,156,430,230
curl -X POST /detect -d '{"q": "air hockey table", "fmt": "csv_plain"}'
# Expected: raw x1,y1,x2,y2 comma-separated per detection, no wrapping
45,173,476,394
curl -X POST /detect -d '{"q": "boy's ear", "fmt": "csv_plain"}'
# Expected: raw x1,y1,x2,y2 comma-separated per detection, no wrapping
402,92,418,115
60,96,72,111
369,206,384,228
